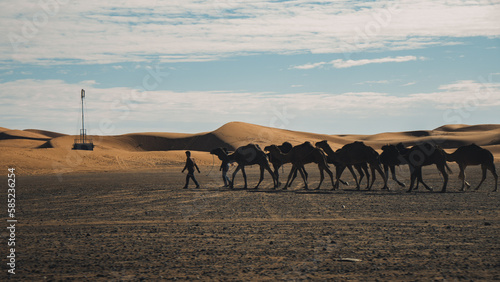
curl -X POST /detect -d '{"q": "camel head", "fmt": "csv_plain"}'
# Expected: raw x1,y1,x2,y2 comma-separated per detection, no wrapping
382,144,400,155
264,144,286,159
395,142,407,151
210,147,229,161
264,144,280,153
315,140,329,149
381,144,396,151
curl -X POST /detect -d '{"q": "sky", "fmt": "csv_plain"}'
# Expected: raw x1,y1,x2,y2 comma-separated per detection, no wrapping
1,0,499,135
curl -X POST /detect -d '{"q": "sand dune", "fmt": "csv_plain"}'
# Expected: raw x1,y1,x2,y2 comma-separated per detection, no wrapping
24,129,67,138
0,129,52,141
434,124,500,132
1,121,499,175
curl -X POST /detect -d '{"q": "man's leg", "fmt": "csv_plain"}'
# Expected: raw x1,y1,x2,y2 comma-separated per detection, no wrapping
192,174,200,188
183,173,190,189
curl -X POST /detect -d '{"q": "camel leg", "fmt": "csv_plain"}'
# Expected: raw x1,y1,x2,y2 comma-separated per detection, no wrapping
437,164,448,193
457,164,468,191
360,163,370,189
347,165,360,189
489,163,498,192
374,164,387,190
315,166,325,190
417,167,433,191
407,169,417,193
284,165,298,190
290,166,306,187
230,165,242,189
357,165,365,187
273,164,281,187
382,164,390,190
368,163,384,190
392,166,406,188
297,165,309,190
325,165,335,190
368,165,376,190
265,163,278,189
348,165,360,190
290,168,299,185
408,167,428,192
254,165,265,189
337,164,349,186
335,165,347,190
474,164,488,191
240,166,248,189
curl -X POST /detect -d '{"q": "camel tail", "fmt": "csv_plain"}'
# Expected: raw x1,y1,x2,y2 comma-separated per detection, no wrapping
445,163,453,175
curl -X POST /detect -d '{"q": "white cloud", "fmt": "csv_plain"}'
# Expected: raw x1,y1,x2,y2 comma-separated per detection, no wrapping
292,62,328,70
292,55,421,70
0,1,499,64
356,80,391,85
333,56,420,68
402,81,416,87
2,78,499,134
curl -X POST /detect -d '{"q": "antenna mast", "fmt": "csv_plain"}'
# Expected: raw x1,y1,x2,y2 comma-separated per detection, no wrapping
81,89,85,143
73,89,94,150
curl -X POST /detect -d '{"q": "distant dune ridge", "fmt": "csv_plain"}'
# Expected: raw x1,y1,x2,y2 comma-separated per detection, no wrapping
1,121,499,175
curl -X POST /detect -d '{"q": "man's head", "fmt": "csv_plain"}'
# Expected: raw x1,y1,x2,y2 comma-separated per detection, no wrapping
185,151,191,157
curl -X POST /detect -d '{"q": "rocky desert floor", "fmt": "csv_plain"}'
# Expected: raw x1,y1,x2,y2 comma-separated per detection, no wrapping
2,163,499,281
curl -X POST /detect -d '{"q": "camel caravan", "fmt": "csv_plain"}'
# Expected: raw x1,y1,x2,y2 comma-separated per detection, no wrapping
210,141,498,193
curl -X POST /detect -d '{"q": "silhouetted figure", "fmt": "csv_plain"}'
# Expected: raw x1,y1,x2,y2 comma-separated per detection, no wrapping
315,140,369,190
445,144,497,192
210,144,277,189
265,142,335,190
401,142,452,193
220,148,231,187
380,144,408,189
316,141,387,190
266,141,308,187
182,151,200,189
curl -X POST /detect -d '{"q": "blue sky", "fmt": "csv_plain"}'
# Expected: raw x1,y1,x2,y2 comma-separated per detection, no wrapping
1,0,499,135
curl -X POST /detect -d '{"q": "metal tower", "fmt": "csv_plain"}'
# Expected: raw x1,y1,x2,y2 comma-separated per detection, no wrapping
72,89,94,150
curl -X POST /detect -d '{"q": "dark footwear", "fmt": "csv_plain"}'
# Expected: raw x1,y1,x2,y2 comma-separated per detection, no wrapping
183,186,188,189
195,185,200,189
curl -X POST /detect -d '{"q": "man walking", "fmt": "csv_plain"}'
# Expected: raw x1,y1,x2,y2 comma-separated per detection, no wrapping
182,151,200,189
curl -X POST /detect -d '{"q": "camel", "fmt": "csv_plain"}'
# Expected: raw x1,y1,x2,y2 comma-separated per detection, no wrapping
265,142,335,190
444,144,498,192
401,142,452,193
318,141,387,190
380,144,407,189
266,141,308,186
210,144,277,189
315,140,369,189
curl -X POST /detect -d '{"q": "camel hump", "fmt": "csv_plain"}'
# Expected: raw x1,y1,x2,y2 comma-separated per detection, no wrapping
467,143,482,150
210,147,224,155
280,142,293,153
243,143,262,150
342,141,369,151
293,141,314,149
456,143,484,154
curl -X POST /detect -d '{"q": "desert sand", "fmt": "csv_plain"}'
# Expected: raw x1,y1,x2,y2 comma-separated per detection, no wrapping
1,122,499,280
2,121,500,176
